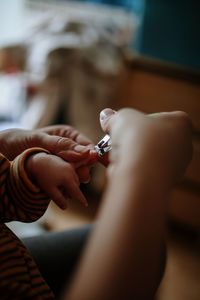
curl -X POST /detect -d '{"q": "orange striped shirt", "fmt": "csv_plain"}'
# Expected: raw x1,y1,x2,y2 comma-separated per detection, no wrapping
0,148,55,299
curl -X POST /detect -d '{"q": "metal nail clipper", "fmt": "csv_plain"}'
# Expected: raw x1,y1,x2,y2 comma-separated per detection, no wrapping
95,134,112,156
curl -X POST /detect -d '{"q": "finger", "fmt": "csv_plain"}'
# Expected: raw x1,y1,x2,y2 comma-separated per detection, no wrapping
148,111,193,131
49,187,68,210
63,181,88,207
149,111,189,120
70,130,94,146
71,166,80,186
47,125,94,146
37,125,77,138
72,148,98,168
39,134,91,161
58,148,90,162
76,166,90,183
53,137,90,154
100,108,116,133
73,150,98,168
87,149,98,166
37,126,95,151
97,152,109,167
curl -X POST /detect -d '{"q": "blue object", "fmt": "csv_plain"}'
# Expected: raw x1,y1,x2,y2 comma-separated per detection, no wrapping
63,0,141,10
60,0,200,69
139,0,200,69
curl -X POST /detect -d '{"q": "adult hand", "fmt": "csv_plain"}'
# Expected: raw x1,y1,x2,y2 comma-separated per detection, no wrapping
99,108,193,187
36,125,98,183
0,125,98,183
37,124,94,147
65,108,193,300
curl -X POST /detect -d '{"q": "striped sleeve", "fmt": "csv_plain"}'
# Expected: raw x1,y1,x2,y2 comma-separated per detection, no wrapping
0,223,55,299
0,148,51,223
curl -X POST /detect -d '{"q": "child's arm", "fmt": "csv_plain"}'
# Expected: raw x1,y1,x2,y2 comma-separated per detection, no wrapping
65,108,193,300
0,147,88,223
0,148,50,223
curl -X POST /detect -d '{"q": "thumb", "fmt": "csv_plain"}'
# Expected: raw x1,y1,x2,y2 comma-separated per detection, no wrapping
100,108,116,133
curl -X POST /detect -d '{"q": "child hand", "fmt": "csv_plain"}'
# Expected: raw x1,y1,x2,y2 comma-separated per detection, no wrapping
26,152,88,210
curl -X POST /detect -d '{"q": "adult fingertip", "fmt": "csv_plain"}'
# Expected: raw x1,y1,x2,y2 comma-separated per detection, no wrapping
100,108,116,120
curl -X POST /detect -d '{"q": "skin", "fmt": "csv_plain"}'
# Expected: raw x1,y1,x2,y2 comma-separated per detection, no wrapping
63,108,193,300
0,125,98,183
0,125,98,210
26,152,89,210
0,111,192,298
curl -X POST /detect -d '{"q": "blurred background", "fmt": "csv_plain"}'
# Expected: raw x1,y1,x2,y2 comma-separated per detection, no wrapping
0,1,200,299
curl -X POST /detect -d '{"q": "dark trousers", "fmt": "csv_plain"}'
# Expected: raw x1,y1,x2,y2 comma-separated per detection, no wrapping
23,225,93,299
23,224,166,299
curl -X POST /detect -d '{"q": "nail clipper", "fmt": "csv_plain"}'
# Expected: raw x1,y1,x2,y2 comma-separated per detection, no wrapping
95,134,112,156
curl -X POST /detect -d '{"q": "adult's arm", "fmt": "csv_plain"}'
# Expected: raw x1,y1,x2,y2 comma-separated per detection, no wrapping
64,108,193,300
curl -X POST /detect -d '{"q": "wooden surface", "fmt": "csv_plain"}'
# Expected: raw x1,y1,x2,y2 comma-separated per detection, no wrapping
119,56,200,228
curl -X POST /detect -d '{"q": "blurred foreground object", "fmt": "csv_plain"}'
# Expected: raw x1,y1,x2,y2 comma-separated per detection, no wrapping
123,55,200,230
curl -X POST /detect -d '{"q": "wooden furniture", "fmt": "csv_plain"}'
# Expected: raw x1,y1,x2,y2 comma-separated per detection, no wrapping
119,55,200,229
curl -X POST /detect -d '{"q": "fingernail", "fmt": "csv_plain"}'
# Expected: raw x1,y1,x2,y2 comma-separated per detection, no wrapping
74,145,89,152
100,108,115,120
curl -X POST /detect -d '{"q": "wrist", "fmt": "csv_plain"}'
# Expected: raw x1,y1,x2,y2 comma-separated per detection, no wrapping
26,151,49,182
105,162,170,225
109,153,172,196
